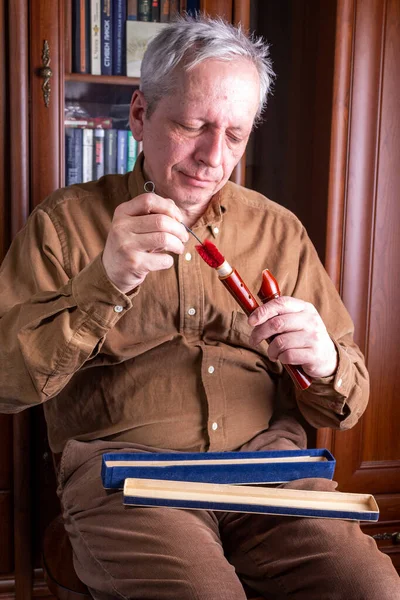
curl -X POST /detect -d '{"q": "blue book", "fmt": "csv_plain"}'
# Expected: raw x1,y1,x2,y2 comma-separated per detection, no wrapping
102,449,336,489
112,0,127,75
117,130,128,174
65,128,83,185
123,477,379,522
104,129,118,174
185,0,199,16
101,0,112,75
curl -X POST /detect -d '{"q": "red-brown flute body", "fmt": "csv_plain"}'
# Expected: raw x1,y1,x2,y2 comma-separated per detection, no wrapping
196,243,312,391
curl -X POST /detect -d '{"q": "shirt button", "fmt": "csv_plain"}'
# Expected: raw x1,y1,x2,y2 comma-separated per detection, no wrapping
208,366,215,374
213,227,219,235
211,422,218,431
185,252,192,261
114,305,124,313
337,377,343,388
187,307,196,316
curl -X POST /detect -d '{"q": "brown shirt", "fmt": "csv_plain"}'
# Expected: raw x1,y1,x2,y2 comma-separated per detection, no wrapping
0,155,369,453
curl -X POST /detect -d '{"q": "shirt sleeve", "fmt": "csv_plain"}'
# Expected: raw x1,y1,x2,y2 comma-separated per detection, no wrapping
0,207,136,412
289,227,369,430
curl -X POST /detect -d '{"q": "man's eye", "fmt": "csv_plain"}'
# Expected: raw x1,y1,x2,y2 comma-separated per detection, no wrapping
180,124,200,132
228,135,242,144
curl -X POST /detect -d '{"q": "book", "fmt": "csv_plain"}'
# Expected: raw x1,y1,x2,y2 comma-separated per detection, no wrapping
101,449,336,489
126,21,168,77
138,0,152,21
94,129,105,179
127,0,138,20
112,0,127,75
160,0,170,23
90,0,101,74
123,478,380,521
151,0,160,21
185,0,199,16
72,0,91,74
169,0,179,20
101,0,112,75
82,128,94,182
65,128,83,185
104,129,118,174
127,131,138,171
117,130,128,174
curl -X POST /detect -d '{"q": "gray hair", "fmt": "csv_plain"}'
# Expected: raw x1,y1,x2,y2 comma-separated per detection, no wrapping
140,14,275,123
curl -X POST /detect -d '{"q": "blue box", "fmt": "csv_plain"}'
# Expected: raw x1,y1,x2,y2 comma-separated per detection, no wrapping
102,448,336,489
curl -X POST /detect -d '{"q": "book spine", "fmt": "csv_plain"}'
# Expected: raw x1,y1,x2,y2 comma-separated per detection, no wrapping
185,0,199,16
91,0,101,75
72,0,81,73
101,0,112,75
127,0,138,20
138,0,152,21
151,0,160,21
72,0,91,73
83,0,91,73
127,131,138,171
65,128,83,185
104,129,118,174
160,0,170,23
117,130,128,174
82,129,94,182
94,129,105,179
169,0,180,21
112,0,127,75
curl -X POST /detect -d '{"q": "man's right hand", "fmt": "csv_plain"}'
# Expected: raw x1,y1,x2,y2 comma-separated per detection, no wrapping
102,192,189,294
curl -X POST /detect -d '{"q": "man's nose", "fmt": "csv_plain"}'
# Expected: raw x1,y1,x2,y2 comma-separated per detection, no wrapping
194,131,224,168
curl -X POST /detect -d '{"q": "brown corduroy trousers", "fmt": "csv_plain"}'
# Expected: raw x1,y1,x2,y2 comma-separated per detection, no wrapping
57,432,400,600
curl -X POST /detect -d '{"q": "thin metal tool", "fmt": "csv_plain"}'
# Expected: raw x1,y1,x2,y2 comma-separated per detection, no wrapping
183,224,203,245
144,180,203,245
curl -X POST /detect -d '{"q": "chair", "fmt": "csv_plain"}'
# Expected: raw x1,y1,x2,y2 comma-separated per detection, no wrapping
42,514,263,600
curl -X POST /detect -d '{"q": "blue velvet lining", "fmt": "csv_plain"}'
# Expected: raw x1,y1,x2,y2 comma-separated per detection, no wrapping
102,449,336,489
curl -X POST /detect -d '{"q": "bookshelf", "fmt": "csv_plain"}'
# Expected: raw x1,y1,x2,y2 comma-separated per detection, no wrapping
27,0,249,209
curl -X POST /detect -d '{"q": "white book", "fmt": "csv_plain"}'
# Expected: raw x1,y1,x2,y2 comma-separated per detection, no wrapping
82,129,94,183
91,0,101,75
126,21,168,78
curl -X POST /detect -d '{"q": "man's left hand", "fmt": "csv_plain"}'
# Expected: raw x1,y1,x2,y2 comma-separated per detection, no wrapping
248,296,338,378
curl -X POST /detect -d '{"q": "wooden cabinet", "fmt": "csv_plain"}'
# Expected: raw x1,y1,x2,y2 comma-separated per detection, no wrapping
0,0,399,598
251,0,400,570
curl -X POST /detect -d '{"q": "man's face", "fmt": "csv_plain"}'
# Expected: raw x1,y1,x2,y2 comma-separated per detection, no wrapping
130,58,260,209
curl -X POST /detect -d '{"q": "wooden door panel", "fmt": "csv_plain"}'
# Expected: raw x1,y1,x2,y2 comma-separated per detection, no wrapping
30,0,63,208
319,0,400,504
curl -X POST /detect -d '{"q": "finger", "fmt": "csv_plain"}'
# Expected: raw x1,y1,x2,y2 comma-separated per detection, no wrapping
266,331,313,363
248,296,314,327
125,231,186,256
132,251,175,275
123,213,189,244
250,311,318,346
116,193,183,222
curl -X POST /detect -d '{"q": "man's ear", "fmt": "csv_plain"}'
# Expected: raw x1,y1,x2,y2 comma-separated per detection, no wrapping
129,90,147,141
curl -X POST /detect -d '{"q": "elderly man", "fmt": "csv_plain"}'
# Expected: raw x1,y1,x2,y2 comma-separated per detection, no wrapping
0,14,399,600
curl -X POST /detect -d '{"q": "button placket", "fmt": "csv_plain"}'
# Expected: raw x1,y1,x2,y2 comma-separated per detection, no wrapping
178,244,204,341
200,345,226,450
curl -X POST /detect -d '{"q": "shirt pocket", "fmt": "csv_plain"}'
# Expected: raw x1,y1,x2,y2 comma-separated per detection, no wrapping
228,311,281,375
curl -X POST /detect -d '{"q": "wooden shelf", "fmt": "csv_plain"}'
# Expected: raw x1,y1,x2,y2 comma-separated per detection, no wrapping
65,73,141,87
